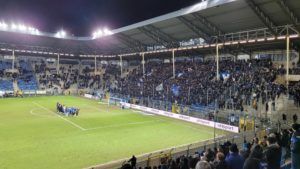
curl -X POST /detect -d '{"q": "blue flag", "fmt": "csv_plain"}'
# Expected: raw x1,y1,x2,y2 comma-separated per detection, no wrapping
171,84,180,96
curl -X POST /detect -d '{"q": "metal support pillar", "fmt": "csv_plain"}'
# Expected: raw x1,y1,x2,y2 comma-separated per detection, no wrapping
12,50,15,69
57,54,60,74
94,55,97,75
172,49,175,78
142,53,145,77
286,36,290,94
216,44,220,80
120,55,123,76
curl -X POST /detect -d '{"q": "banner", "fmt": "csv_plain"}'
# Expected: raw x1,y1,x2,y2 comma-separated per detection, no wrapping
122,102,239,133
84,94,93,99
36,90,46,95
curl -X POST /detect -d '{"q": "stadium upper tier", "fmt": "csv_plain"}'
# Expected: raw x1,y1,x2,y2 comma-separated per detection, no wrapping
0,0,300,56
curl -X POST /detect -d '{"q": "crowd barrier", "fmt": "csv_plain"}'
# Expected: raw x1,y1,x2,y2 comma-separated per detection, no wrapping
88,131,255,169
0,90,47,96
122,102,239,133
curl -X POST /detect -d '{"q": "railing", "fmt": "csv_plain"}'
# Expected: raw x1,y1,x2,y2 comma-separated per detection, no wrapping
111,93,244,127
88,131,257,169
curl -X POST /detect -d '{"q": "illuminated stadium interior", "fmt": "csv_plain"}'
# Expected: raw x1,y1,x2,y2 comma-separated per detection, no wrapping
0,0,300,169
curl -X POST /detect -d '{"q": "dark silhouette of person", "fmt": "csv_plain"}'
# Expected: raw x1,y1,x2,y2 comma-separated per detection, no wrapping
128,155,137,168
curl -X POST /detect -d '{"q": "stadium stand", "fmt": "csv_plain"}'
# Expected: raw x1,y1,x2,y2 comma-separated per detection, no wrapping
17,60,38,91
0,79,13,91
117,59,283,108
0,0,300,168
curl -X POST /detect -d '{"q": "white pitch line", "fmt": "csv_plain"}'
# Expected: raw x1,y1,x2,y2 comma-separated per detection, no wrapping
132,110,141,113
32,102,86,131
98,102,109,105
30,108,55,118
82,104,131,115
82,104,111,113
85,120,164,131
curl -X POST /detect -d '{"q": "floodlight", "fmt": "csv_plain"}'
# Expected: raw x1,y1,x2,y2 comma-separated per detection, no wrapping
92,28,113,39
18,24,27,32
35,29,40,35
55,30,67,38
11,23,17,30
289,34,299,38
277,36,286,40
0,22,8,30
103,28,113,35
97,30,103,36
60,30,66,37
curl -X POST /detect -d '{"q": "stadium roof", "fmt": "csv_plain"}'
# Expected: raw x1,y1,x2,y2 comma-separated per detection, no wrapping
0,0,300,59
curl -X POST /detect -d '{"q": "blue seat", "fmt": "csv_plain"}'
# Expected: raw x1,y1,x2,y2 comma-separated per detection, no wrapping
0,80,13,91
17,60,38,91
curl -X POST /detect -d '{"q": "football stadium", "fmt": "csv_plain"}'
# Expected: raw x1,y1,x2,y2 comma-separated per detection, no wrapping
0,0,300,169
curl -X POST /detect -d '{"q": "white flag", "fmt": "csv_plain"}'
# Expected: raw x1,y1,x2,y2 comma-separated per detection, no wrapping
156,83,163,91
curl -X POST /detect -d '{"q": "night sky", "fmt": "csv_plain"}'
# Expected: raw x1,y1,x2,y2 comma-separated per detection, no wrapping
0,0,200,36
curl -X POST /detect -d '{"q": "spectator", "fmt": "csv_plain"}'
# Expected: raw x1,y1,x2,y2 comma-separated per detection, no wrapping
225,144,244,169
243,145,264,169
129,155,137,169
212,152,228,169
195,161,211,169
291,123,300,169
264,133,281,169
179,157,189,169
259,136,268,150
280,129,290,165
169,160,179,169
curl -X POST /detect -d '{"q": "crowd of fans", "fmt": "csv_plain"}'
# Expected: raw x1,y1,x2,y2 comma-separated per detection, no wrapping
117,59,289,112
35,61,79,89
4,58,299,109
34,61,121,90
122,116,300,169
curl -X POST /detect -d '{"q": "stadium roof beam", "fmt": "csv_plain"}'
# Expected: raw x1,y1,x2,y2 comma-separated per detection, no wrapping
116,33,146,52
276,0,300,32
192,13,224,37
177,16,211,43
246,0,277,35
146,25,178,44
138,25,178,48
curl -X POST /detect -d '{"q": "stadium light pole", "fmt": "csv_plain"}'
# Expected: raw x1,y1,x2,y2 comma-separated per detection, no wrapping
172,49,175,78
57,54,60,74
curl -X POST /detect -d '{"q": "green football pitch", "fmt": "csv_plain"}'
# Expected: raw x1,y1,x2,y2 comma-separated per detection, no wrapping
0,96,227,169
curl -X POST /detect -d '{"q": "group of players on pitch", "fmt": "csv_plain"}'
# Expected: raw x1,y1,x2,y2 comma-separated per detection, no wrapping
56,102,80,116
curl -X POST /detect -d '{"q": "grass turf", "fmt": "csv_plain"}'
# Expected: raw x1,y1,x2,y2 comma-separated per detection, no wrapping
0,96,227,169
